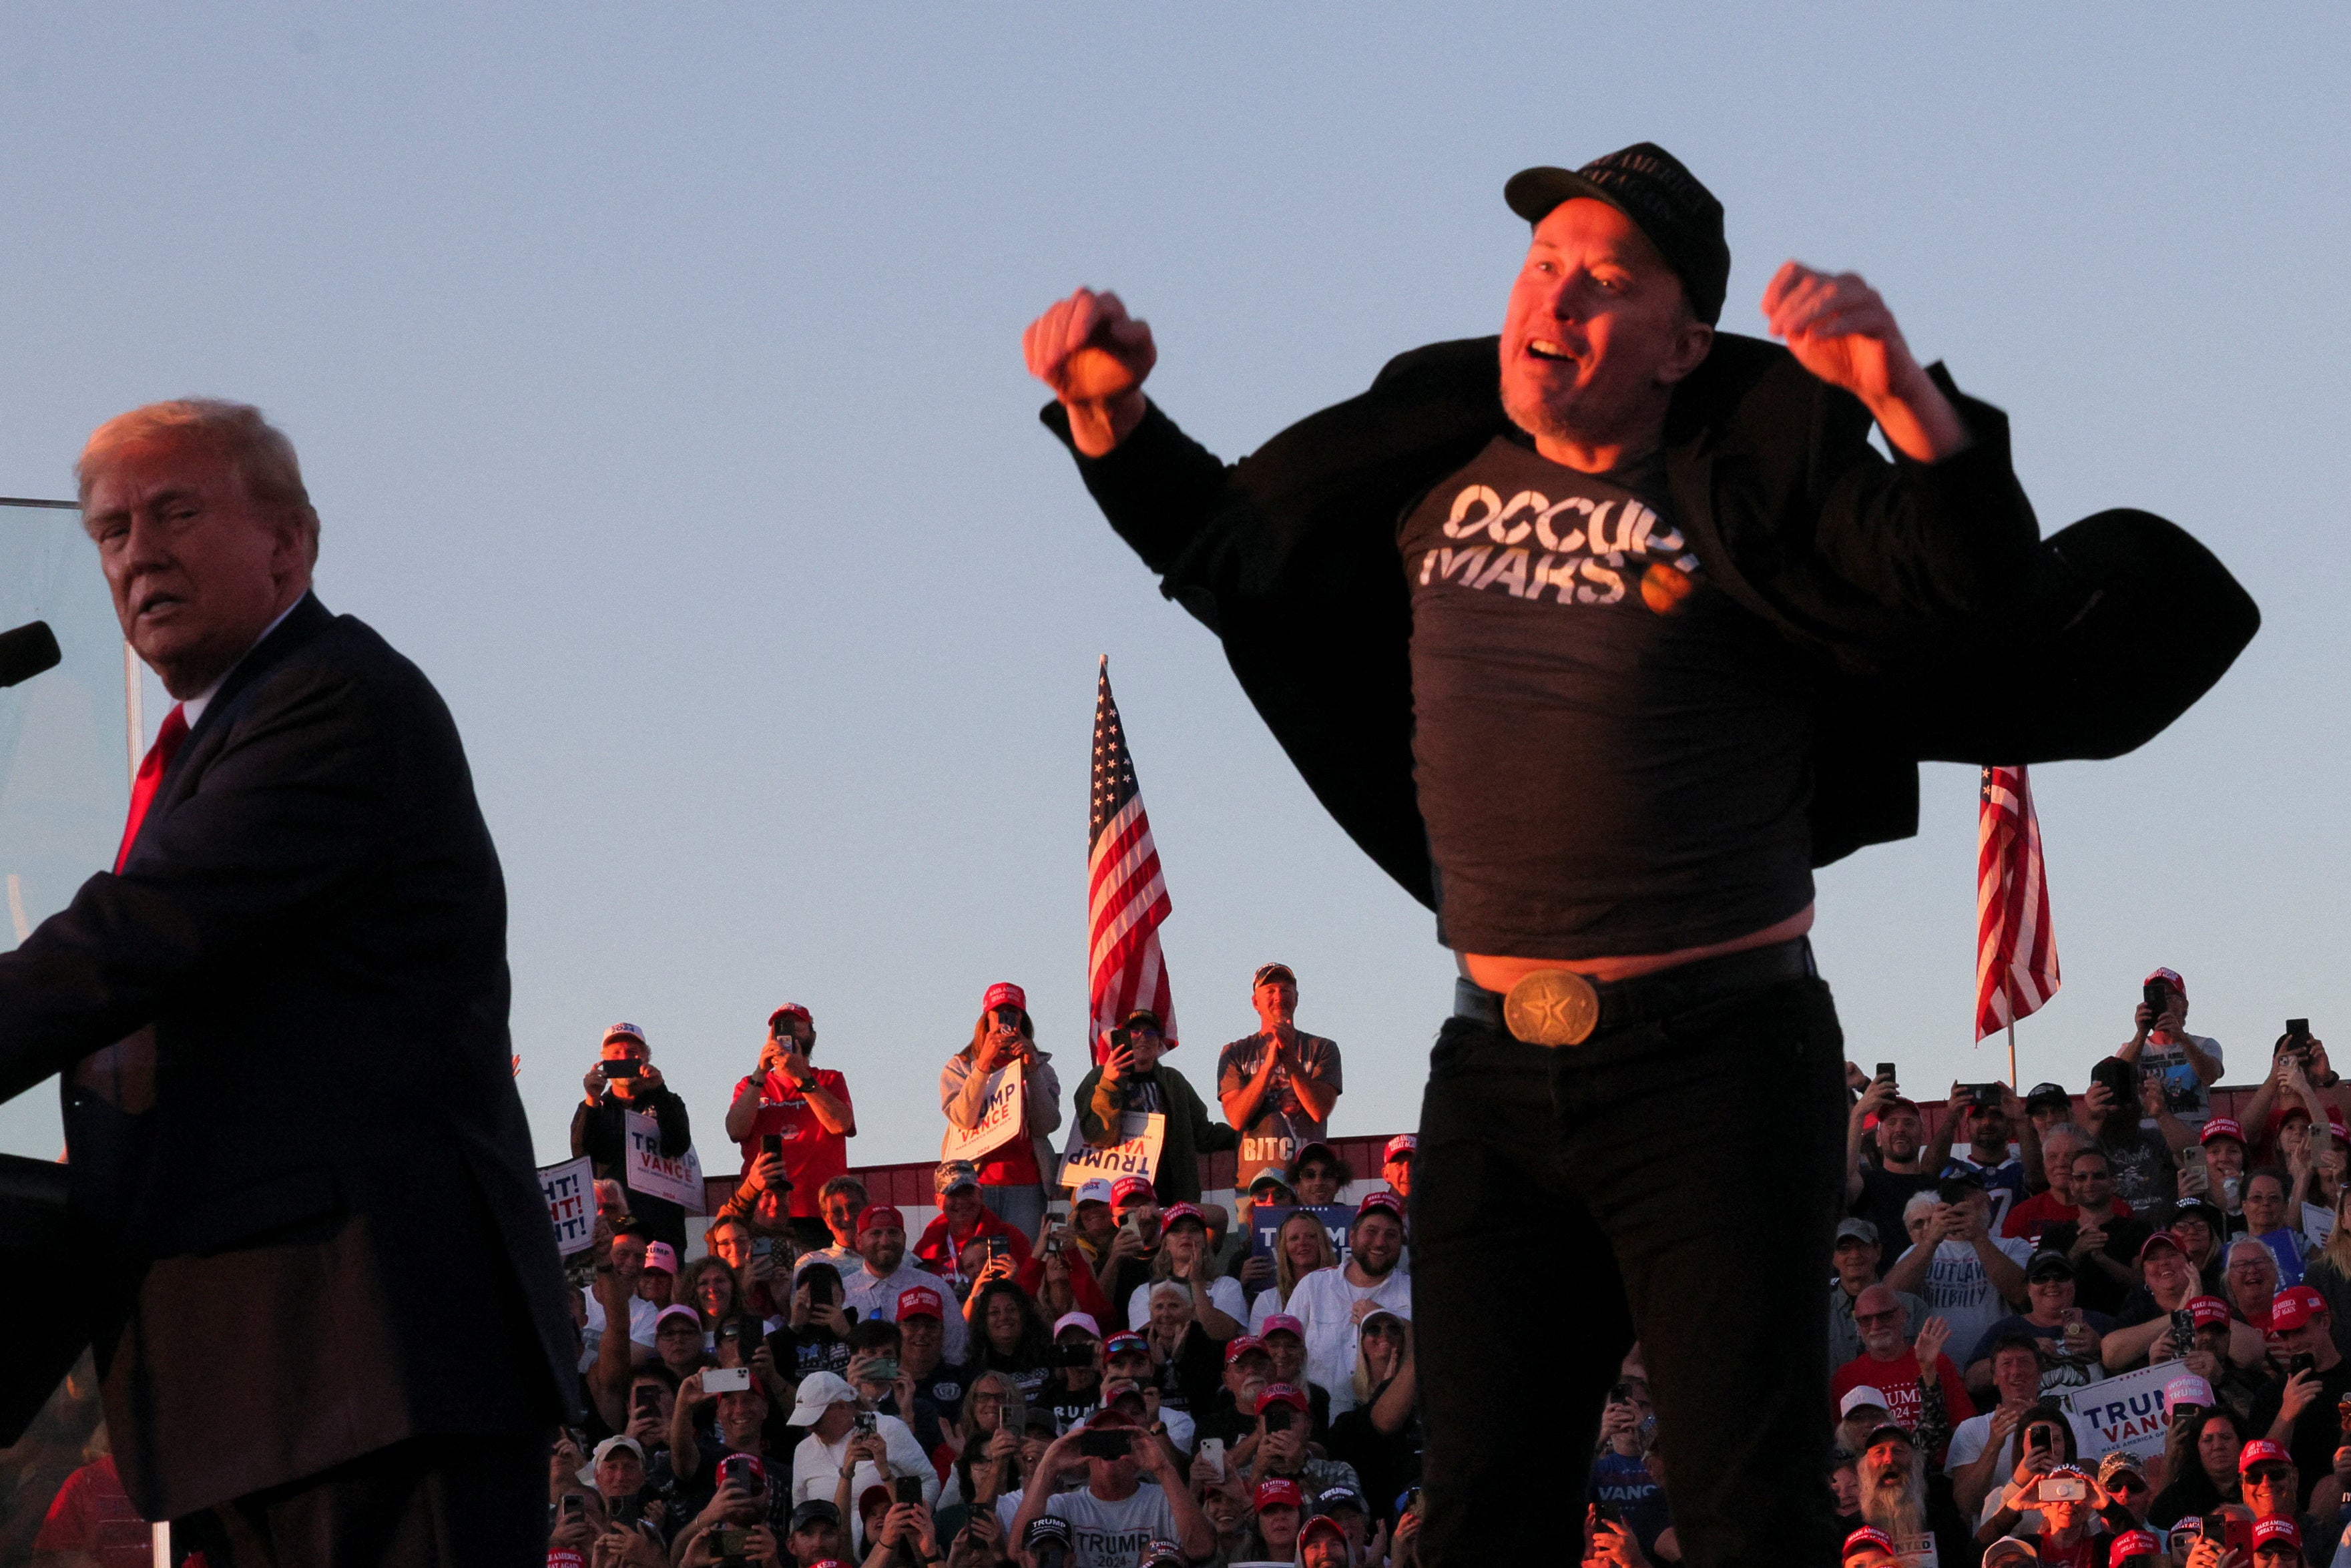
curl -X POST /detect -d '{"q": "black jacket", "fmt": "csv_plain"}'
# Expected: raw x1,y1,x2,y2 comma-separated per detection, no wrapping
572,1083,693,1249
0,595,577,1518
1047,333,2258,907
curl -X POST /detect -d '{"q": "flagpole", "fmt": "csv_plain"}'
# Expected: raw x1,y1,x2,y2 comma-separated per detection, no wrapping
2006,1019,2017,1091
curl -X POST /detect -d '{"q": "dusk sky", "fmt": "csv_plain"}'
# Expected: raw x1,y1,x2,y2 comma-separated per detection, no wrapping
1,8,2344,1172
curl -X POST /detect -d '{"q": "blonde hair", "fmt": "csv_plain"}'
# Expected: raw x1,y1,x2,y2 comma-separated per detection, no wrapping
78,399,320,565
1270,1210,1338,1304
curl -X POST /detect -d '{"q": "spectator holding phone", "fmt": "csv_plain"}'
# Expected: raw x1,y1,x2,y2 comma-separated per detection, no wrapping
1946,1344,2083,1519
1962,1253,2112,1394
1933,1082,2030,1232
1009,1410,1217,1568
1095,1177,1165,1310
727,1003,857,1251
857,1500,939,1568
1038,1312,1106,1433
2103,1234,2266,1372
1986,1462,2115,1565
1883,1171,2031,1362
2087,1057,2193,1221
2193,1118,2252,1221
1074,1007,1239,1205
1586,1378,1669,1557
940,1368,1025,1518
774,1262,858,1382
2118,968,2224,1128
2245,1286,2351,1515
1248,1209,1341,1336
573,1021,696,1253
941,982,1065,1237
672,1377,790,1529
790,1371,938,1512
915,1160,1035,1288
1848,1075,1940,1265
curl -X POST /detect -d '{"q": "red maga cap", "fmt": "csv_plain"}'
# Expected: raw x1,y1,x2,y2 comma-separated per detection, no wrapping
895,1286,944,1321
2200,1117,2246,1146
1111,1176,1155,1207
2136,1229,2185,1262
1255,1478,1304,1513
1260,1312,1304,1339
1842,1526,1895,1556
856,1204,905,1235
768,1003,811,1028
1224,1334,1270,1366
2144,967,2186,997
2238,1439,2292,1473
1384,1134,1418,1161
983,982,1027,1014
2108,1531,2161,1567
1356,1191,1406,1223
2187,1295,2232,1330
1161,1202,1206,1230
2272,1284,2329,1332
2252,1515,2300,1548
1258,1382,1309,1412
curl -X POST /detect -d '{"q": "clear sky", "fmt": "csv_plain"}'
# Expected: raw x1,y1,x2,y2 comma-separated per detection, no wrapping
1,7,2344,1173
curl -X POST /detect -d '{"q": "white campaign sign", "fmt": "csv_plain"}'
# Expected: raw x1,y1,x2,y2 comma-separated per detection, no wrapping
1059,1111,1165,1189
941,1060,1025,1164
623,1110,707,1214
539,1155,596,1255
2055,1362,2175,1464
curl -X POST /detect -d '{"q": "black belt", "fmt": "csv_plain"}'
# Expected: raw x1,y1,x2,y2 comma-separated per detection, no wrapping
1453,936,1816,1046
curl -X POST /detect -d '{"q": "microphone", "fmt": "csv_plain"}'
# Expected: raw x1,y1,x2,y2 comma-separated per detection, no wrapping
0,621,62,689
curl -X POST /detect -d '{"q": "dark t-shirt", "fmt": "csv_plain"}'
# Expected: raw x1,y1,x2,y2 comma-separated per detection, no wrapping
2097,1127,2177,1220
2035,1217,2155,1315
2246,1358,2351,1510
913,1358,972,1424
766,1322,855,1382
1397,434,1814,958
1854,1165,1942,1263
1586,1449,1670,1553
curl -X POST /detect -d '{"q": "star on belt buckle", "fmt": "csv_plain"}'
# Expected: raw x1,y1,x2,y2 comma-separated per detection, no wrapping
1503,969,1601,1047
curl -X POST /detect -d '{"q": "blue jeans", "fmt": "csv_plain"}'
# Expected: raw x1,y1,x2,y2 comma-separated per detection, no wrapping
1410,972,1848,1568
981,1183,1047,1240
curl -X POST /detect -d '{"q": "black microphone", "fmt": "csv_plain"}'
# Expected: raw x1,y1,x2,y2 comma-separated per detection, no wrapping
0,621,61,688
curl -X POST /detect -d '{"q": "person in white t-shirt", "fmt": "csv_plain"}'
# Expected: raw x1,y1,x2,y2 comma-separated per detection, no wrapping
1284,1193,1411,1417
1882,1174,2030,1363
1005,1408,1216,1568
1125,1202,1248,1334
2119,965,2222,1127
787,1370,939,1509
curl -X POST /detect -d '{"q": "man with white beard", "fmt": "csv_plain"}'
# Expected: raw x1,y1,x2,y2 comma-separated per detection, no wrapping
1855,1424,1972,1567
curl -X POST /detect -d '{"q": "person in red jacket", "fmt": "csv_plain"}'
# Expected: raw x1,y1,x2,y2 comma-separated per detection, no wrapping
912,1160,1034,1289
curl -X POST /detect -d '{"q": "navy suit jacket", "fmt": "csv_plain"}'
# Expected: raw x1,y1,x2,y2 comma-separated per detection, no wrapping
0,593,575,1518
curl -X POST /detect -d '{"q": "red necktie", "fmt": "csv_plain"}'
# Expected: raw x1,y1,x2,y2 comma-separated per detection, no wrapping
114,704,190,873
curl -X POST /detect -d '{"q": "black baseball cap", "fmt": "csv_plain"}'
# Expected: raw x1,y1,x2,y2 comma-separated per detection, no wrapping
2027,1250,2076,1282
2025,1082,2071,1109
790,1500,843,1531
1023,1517,1073,1549
1504,143,1731,324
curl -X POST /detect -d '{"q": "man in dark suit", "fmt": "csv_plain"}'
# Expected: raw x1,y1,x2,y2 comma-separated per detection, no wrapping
1021,146,2256,1568
0,399,575,1563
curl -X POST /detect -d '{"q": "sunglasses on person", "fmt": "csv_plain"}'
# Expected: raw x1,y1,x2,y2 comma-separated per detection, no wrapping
2104,1473,2148,1495
1854,1308,1904,1326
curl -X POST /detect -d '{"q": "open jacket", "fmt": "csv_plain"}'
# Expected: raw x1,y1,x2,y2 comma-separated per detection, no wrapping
1072,1058,1237,1206
1046,332,2259,907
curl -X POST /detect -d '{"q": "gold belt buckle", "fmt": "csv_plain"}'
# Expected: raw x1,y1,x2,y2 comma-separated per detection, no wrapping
1503,969,1601,1047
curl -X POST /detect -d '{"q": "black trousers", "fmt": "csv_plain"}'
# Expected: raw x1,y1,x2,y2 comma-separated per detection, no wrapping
1410,973,1847,1568
172,1432,550,1567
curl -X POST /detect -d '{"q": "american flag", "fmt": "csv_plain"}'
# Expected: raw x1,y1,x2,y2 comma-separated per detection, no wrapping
1089,657,1176,1063
1976,764,2059,1039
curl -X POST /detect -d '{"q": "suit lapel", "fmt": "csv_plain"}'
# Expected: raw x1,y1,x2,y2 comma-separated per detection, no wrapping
132,593,335,854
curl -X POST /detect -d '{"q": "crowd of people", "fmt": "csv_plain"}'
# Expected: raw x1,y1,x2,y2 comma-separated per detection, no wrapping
25,963,2351,1568
537,966,1416,1568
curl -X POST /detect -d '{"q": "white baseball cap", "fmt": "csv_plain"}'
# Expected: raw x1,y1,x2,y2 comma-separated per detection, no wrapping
1838,1385,1891,1418
1073,1178,1115,1208
577,1433,645,1485
790,1370,857,1426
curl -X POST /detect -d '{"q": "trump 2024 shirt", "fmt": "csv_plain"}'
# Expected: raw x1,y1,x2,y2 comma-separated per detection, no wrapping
1398,434,1814,960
